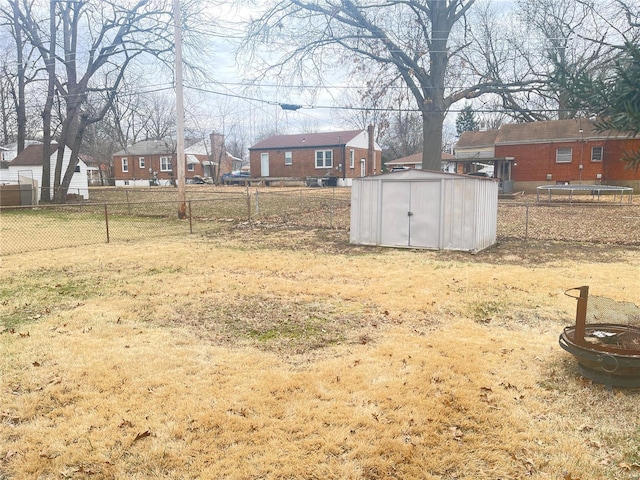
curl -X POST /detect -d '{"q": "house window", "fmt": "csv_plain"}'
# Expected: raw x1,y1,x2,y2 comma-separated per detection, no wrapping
555,148,572,163
591,146,603,162
285,151,292,165
315,150,333,168
74,164,80,173
350,150,355,169
187,163,194,172
139,157,145,168
160,156,172,171
122,158,128,172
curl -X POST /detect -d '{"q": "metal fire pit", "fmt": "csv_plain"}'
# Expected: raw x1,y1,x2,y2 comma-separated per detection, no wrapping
559,286,640,388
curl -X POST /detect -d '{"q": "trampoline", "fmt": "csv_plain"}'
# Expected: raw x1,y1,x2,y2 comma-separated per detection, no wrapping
536,184,633,204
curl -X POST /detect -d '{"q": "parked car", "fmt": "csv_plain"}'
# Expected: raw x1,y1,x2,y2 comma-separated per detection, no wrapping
222,171,251,185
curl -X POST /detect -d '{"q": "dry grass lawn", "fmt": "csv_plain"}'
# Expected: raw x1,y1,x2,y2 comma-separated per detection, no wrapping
1,227,639,479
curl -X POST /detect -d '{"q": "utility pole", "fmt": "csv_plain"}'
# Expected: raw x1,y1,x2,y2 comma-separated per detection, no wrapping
173,0,186,219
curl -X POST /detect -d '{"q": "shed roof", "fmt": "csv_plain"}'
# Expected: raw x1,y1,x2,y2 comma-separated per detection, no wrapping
250,130,364,150
357,168,497,182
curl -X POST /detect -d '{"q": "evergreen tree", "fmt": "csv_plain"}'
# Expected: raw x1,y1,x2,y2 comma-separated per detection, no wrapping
456,104,479,136
558,42,640,169
596,43,640,169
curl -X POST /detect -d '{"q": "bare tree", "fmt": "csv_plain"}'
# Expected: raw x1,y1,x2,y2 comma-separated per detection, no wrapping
141,91,177,140
9,0,175,202
242,0,533,171
0,53,18,146
1,2,31,152
460,0,627,122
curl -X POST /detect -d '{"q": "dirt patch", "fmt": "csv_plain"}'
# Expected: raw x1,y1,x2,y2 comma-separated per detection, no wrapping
165,294,380,354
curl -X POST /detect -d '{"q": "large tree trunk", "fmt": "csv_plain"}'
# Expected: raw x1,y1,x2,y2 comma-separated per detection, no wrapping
53,97,82,203
421,111,445,171
55,117,87,203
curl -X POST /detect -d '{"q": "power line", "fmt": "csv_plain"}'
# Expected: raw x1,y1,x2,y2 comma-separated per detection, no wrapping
184,84,583,114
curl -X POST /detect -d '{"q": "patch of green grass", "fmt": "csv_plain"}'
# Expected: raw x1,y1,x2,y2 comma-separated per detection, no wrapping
168,296,358,353
468,300,508,324
246,315,327,342
0,268,113,330
146,266,183,275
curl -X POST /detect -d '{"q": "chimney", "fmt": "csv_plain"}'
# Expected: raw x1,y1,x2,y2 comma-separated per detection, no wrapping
367,124,375,176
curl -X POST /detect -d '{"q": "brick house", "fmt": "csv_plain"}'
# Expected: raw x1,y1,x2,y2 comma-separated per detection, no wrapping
455,119,640,193
112,133,241,186
248,127,382,184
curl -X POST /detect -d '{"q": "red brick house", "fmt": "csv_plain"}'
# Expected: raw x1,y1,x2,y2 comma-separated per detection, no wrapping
112,133,241,186
248,128,382,185
455,119,640,193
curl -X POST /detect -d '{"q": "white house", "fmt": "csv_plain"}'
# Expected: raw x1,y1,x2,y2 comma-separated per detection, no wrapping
0,140,42,164
3,143,89,202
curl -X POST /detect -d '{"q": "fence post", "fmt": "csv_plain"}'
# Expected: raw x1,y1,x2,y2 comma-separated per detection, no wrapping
188,200,193,234
255,190,260,217
524,202,529,241
104,204,110,243
330,187,335,228
126,189,131,215
247,190,252,223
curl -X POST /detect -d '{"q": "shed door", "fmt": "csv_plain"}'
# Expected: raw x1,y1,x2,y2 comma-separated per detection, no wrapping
380,181,441,248
408,181,441,248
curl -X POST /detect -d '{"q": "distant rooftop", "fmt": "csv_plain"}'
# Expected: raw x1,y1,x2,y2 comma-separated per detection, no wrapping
250,130,364,150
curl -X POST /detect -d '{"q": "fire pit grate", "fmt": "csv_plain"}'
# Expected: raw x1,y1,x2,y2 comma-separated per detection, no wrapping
559,286,640,388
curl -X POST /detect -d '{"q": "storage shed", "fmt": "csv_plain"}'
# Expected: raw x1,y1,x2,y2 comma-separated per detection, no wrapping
350,169,499,252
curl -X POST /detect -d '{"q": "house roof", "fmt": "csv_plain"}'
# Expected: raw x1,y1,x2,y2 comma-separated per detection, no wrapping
386,151,455,166
112,138,213,157
11,143,91,166
456,129,500,148
495,118,602,144
250,130,364,150
457,118,632,150
112,139,176,156
10,144,60,166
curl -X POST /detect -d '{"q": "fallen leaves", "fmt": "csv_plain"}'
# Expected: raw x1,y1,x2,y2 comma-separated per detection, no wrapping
619,462,640,471
132,430,152,443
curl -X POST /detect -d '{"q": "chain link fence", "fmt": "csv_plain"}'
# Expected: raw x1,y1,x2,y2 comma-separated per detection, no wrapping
1,188,639,255
498,201,640,244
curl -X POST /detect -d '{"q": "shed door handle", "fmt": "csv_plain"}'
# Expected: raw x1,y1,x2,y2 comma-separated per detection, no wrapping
408,211,413,217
